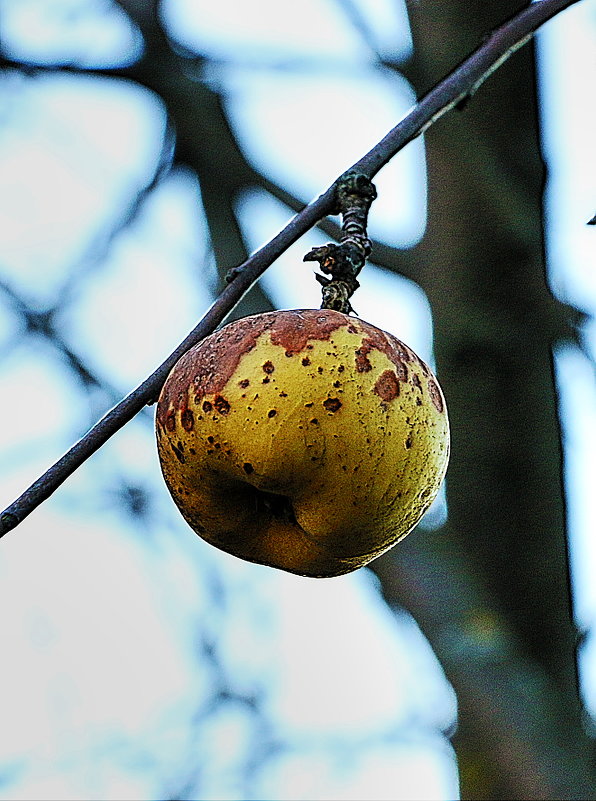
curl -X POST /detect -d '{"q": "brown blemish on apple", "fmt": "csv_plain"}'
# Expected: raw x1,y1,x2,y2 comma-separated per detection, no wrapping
323,398,342,412
269,310,347,355
355,346,373,373
238,378,250,388
181,409,194,431
262,361,275,374
427,379,444,413
354,329,422,378
202,400,213,413
374,370,400,402
268,409,277,418
411,373,422,391
243,463,254,474
214,396,230,415
301,357,311,366
165,412,176,432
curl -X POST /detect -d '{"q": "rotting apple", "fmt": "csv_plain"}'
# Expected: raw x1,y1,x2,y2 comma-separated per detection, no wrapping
156,308,449,578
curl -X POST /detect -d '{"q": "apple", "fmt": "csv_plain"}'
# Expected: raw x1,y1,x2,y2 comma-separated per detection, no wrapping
156,309,449,577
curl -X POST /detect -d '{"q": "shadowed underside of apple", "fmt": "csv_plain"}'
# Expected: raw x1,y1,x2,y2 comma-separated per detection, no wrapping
156,309,450,577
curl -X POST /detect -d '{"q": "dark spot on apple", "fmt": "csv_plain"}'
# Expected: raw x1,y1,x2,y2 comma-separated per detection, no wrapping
243,463,254,474
268,409,277,417
323,397,342,412
181,409,194,431
405,434,413,449
207,436,215,444
338,365,345,373
411,373,422,391
374,370,400,402
263,361,275,374
317,366,324,374
239,378,250,388
165,412,176,432
310,418,319,425
262,377,270,384
214,396,230,415
171,442,185,463
305,402,313,407
202,400,213,413
416,397,422,406
301,356,311,366
189,447,196,455
428,379,444,413
333,380,341,388
279,391,288,397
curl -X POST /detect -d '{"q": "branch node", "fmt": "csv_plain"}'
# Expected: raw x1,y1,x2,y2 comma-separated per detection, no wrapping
225,266,242,283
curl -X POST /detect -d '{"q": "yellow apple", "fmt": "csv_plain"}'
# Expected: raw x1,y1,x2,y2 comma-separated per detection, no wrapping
156,309,449,577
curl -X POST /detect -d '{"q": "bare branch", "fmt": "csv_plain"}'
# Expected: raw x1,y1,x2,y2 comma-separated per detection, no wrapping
0,0,582,537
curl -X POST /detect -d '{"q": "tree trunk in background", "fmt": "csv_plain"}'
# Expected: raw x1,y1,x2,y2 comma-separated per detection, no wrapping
372,2,595,797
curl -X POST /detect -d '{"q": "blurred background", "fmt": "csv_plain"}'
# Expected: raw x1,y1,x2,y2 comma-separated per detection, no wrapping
0,1,595,798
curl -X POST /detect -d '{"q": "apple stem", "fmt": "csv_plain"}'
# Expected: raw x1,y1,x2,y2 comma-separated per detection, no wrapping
303,171,377,314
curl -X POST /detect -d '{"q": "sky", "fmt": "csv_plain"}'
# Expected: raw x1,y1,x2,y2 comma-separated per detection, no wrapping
0,0,594,799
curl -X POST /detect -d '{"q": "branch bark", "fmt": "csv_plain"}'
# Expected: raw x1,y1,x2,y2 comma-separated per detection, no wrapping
0,0,582,537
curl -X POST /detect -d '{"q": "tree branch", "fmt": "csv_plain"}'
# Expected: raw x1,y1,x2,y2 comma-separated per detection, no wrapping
0,0,582,537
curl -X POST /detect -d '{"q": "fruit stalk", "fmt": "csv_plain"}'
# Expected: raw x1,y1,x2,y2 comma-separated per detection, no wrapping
303,172,377,314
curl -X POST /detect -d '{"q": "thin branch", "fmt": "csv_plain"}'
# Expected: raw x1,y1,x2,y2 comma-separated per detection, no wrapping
0,0,582,537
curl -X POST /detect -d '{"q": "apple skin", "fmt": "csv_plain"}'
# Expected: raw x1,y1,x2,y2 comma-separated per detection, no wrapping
156,309,449,578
